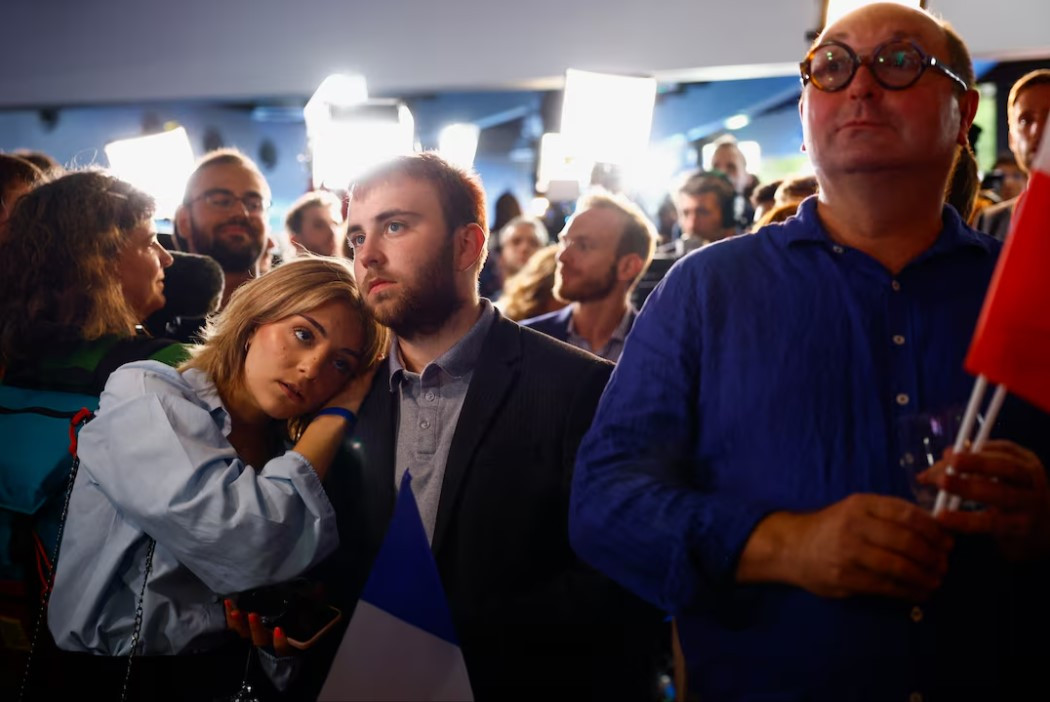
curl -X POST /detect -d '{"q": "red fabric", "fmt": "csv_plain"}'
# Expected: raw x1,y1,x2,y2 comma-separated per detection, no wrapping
965,170,1050,412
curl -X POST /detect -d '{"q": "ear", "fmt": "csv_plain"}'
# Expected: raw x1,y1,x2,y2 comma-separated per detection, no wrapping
174,204,192,252
455,223,487,272
617,253,644,284
956,88,980,147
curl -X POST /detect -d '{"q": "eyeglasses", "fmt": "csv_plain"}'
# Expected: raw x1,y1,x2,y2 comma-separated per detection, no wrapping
189,189,270,214
800,40,969,93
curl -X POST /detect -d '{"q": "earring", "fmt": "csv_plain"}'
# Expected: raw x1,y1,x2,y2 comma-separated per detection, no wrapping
244,340,250,352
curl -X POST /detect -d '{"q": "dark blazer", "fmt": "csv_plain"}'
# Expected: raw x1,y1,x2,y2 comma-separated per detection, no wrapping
317,313,663,701
519,305,574,344
974,196,1017,241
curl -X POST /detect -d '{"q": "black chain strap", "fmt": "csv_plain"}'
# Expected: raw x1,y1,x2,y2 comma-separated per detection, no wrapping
18,409,157,702
121,538,156,702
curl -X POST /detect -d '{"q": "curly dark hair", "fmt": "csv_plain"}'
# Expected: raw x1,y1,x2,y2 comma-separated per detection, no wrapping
0,169,155,362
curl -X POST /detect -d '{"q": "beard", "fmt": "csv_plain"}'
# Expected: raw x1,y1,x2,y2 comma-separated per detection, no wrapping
367,244,462,339
187,214,264,271
554,261,618,303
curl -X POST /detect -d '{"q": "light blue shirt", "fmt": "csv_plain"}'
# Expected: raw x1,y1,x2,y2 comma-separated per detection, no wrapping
48,361,338,655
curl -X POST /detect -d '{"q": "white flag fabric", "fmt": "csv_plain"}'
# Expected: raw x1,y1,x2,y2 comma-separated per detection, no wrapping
319,471,473,701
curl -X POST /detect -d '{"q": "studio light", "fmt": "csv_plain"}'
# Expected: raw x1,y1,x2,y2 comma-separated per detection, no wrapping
560,69,657,168
104,126,194,220
724,114,751,131
536,132,590,202
438,123,480,169
308,99,415,190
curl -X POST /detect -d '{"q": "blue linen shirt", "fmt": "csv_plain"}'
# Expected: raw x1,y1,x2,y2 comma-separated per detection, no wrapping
48,361,338,655
570,198,1045,699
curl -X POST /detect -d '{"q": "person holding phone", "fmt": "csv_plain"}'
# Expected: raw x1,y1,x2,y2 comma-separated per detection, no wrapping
45,257,386,698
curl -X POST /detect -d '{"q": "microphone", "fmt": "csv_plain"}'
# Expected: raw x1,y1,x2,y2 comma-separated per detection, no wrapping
143,251,224,342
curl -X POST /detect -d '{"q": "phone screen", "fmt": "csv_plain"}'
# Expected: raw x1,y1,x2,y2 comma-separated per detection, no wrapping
279,601,341,643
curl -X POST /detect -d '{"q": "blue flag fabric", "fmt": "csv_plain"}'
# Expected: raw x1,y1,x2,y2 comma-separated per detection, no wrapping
360,471,459,644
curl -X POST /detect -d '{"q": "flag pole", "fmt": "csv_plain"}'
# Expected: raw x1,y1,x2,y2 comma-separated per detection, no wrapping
945,383,1007,512
932,375,988,516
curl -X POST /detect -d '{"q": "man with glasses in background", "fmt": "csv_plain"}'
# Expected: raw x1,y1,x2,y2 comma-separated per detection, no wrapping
174,148,272,308
571,4,1050,701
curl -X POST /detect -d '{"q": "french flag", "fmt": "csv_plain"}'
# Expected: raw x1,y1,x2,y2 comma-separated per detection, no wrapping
965,130,1050,412
320,471,474,701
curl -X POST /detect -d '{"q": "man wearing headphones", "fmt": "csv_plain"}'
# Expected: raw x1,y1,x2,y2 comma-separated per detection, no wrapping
523,189,657,362
659,171,738,257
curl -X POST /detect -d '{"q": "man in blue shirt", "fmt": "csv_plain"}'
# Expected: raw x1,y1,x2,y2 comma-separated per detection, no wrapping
571,4,1050,701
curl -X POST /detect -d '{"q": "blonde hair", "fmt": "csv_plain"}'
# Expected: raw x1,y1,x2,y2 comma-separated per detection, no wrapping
182,257,387,408
501,244,565,322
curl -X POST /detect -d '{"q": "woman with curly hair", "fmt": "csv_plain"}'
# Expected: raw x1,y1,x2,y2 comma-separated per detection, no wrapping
0,169,187,392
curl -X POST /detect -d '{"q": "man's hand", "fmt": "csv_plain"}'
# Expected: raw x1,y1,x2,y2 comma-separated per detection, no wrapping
738,494,954,601
920,440,1050,561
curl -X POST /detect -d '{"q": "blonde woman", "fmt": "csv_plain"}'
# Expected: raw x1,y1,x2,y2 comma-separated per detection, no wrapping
498,244,567,322
46,257,385,696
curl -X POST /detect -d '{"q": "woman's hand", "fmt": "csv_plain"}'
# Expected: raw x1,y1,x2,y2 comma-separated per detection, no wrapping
225,597,292,656
325,358,384,414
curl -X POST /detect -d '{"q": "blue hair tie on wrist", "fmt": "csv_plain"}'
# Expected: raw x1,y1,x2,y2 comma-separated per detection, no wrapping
316,406,357,430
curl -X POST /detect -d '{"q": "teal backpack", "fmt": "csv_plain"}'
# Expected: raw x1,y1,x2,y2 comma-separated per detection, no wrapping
0,386,97,654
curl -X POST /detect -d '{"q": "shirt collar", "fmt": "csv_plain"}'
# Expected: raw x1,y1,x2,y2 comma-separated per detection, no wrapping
779,196,994,256
566,305,636,345
388,298,497,390
182,367,232,435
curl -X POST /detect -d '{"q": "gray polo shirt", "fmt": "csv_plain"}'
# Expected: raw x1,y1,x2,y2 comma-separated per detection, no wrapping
389,299,496,543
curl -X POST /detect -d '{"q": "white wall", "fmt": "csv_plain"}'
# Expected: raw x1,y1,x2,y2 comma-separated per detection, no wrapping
2,0,1047,108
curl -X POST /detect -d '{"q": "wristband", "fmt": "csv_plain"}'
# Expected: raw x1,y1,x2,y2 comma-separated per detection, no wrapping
315,406,357,432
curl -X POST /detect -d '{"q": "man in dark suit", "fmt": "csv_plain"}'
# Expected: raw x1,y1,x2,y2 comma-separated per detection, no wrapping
975,69,1050,240
317,153,662,701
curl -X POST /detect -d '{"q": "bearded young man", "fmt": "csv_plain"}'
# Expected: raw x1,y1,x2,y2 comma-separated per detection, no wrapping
523,190,656,362
308,153,663,701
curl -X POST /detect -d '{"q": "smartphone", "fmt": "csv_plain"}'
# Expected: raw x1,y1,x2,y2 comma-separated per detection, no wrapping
236,585,342,650
277,600,342,650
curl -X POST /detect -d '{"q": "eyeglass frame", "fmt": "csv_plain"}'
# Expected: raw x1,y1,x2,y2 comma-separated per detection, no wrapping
799,39,970,94
186,188,271,214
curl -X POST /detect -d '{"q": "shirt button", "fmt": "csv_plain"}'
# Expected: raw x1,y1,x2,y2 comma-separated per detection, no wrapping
893,334,905,346
832,245,844,254
910,606,923,623
896,393,909,406
891,280,901,292
425,391,436,402
420,419,430,430
901,452,915,466
910,693,923,702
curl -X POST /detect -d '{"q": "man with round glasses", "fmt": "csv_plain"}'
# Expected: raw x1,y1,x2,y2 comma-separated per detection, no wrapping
174,148,273,308
571,4,1050,700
